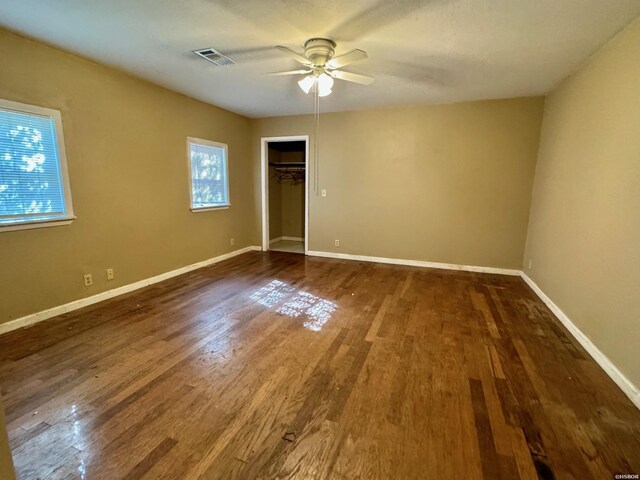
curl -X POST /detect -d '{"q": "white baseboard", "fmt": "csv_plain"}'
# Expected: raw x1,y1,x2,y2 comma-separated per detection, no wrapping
306,250,521,276
520,272,640,409
0,246,262,336
270,236,304,243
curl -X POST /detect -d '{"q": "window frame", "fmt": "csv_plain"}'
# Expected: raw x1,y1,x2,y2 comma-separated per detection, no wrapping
186,137,230,212
0,98,75,233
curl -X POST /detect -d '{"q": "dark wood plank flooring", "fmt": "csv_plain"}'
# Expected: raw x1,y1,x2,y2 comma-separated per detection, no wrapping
1,251,639,479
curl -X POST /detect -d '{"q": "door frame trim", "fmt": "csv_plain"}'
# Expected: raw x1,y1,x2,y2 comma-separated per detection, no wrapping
260,135,309,254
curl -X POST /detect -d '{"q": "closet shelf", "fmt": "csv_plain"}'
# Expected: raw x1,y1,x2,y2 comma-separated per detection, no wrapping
268,162,305,169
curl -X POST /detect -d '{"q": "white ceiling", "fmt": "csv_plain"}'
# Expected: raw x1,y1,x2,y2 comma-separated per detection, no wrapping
1,0,639,118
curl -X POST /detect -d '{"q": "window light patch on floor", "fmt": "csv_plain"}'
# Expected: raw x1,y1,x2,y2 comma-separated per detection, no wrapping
250,280,337,331
249,280,294,308
300,295,337,331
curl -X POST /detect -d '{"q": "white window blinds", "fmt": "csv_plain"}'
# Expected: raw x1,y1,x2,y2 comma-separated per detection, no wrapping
188,138,229,210
0,100,73,229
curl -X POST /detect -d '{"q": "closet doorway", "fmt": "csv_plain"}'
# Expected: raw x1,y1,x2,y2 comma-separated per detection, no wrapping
260,136,309,254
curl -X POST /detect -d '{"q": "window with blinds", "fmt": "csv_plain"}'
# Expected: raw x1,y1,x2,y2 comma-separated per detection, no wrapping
0,99,74,231
187,137,229,211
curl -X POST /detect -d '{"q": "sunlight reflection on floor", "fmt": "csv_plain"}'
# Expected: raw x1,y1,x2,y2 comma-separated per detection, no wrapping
71,404,87,480
250,280,337,332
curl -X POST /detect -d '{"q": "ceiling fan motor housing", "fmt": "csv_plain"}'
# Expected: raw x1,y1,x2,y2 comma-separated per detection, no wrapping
303,38,336,66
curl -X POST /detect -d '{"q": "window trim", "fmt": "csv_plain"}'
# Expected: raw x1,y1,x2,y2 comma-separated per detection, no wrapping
186,136,230,212
0,98,75,232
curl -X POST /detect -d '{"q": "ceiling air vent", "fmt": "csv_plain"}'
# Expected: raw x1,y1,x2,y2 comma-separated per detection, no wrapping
193,48,235,66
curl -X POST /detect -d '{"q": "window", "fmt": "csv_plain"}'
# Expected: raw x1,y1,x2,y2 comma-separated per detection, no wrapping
0,99,74,232
187,137,229,211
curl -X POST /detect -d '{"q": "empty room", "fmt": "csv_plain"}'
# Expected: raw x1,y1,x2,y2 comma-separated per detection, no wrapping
0,1,639,479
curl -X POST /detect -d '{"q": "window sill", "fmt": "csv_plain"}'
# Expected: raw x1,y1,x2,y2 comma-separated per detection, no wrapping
0,216,76,233
190,205,230,213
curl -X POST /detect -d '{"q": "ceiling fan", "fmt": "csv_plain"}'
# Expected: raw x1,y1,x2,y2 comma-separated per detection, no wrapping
266,38,374,97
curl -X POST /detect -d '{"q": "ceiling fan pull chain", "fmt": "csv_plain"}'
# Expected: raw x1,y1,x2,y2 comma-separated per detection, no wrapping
314,86,320,195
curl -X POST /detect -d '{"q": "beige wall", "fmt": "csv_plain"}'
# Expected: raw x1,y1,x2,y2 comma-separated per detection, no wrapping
279,151,305,239
0,28,257,324
0,395,16,480
253,97,544,268
280,180,305,239
524,18,640,389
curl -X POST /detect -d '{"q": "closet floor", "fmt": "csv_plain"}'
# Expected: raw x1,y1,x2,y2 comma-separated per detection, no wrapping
270,239,304,254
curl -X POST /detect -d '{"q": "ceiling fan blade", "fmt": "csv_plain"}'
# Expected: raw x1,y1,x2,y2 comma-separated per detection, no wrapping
274,45,312,66
265,69,312,76
330,70,375,85
326,49,368,69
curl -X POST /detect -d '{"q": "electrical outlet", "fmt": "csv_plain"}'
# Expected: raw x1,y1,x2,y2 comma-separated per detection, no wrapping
321,189,327,197
230,238,235,246
106,268,114,280
83,274,93,287
528,259,533,269
334,239,340,247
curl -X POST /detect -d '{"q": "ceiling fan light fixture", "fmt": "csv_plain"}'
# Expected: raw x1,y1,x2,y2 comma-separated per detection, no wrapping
269,38,373,197
317,73,334,91
298,75,315,94
298,72,334,96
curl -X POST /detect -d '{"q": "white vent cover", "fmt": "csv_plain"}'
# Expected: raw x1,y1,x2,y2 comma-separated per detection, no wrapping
193,48,235,66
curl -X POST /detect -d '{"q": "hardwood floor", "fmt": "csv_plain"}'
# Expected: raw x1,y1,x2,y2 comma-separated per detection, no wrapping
1,251,639,479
